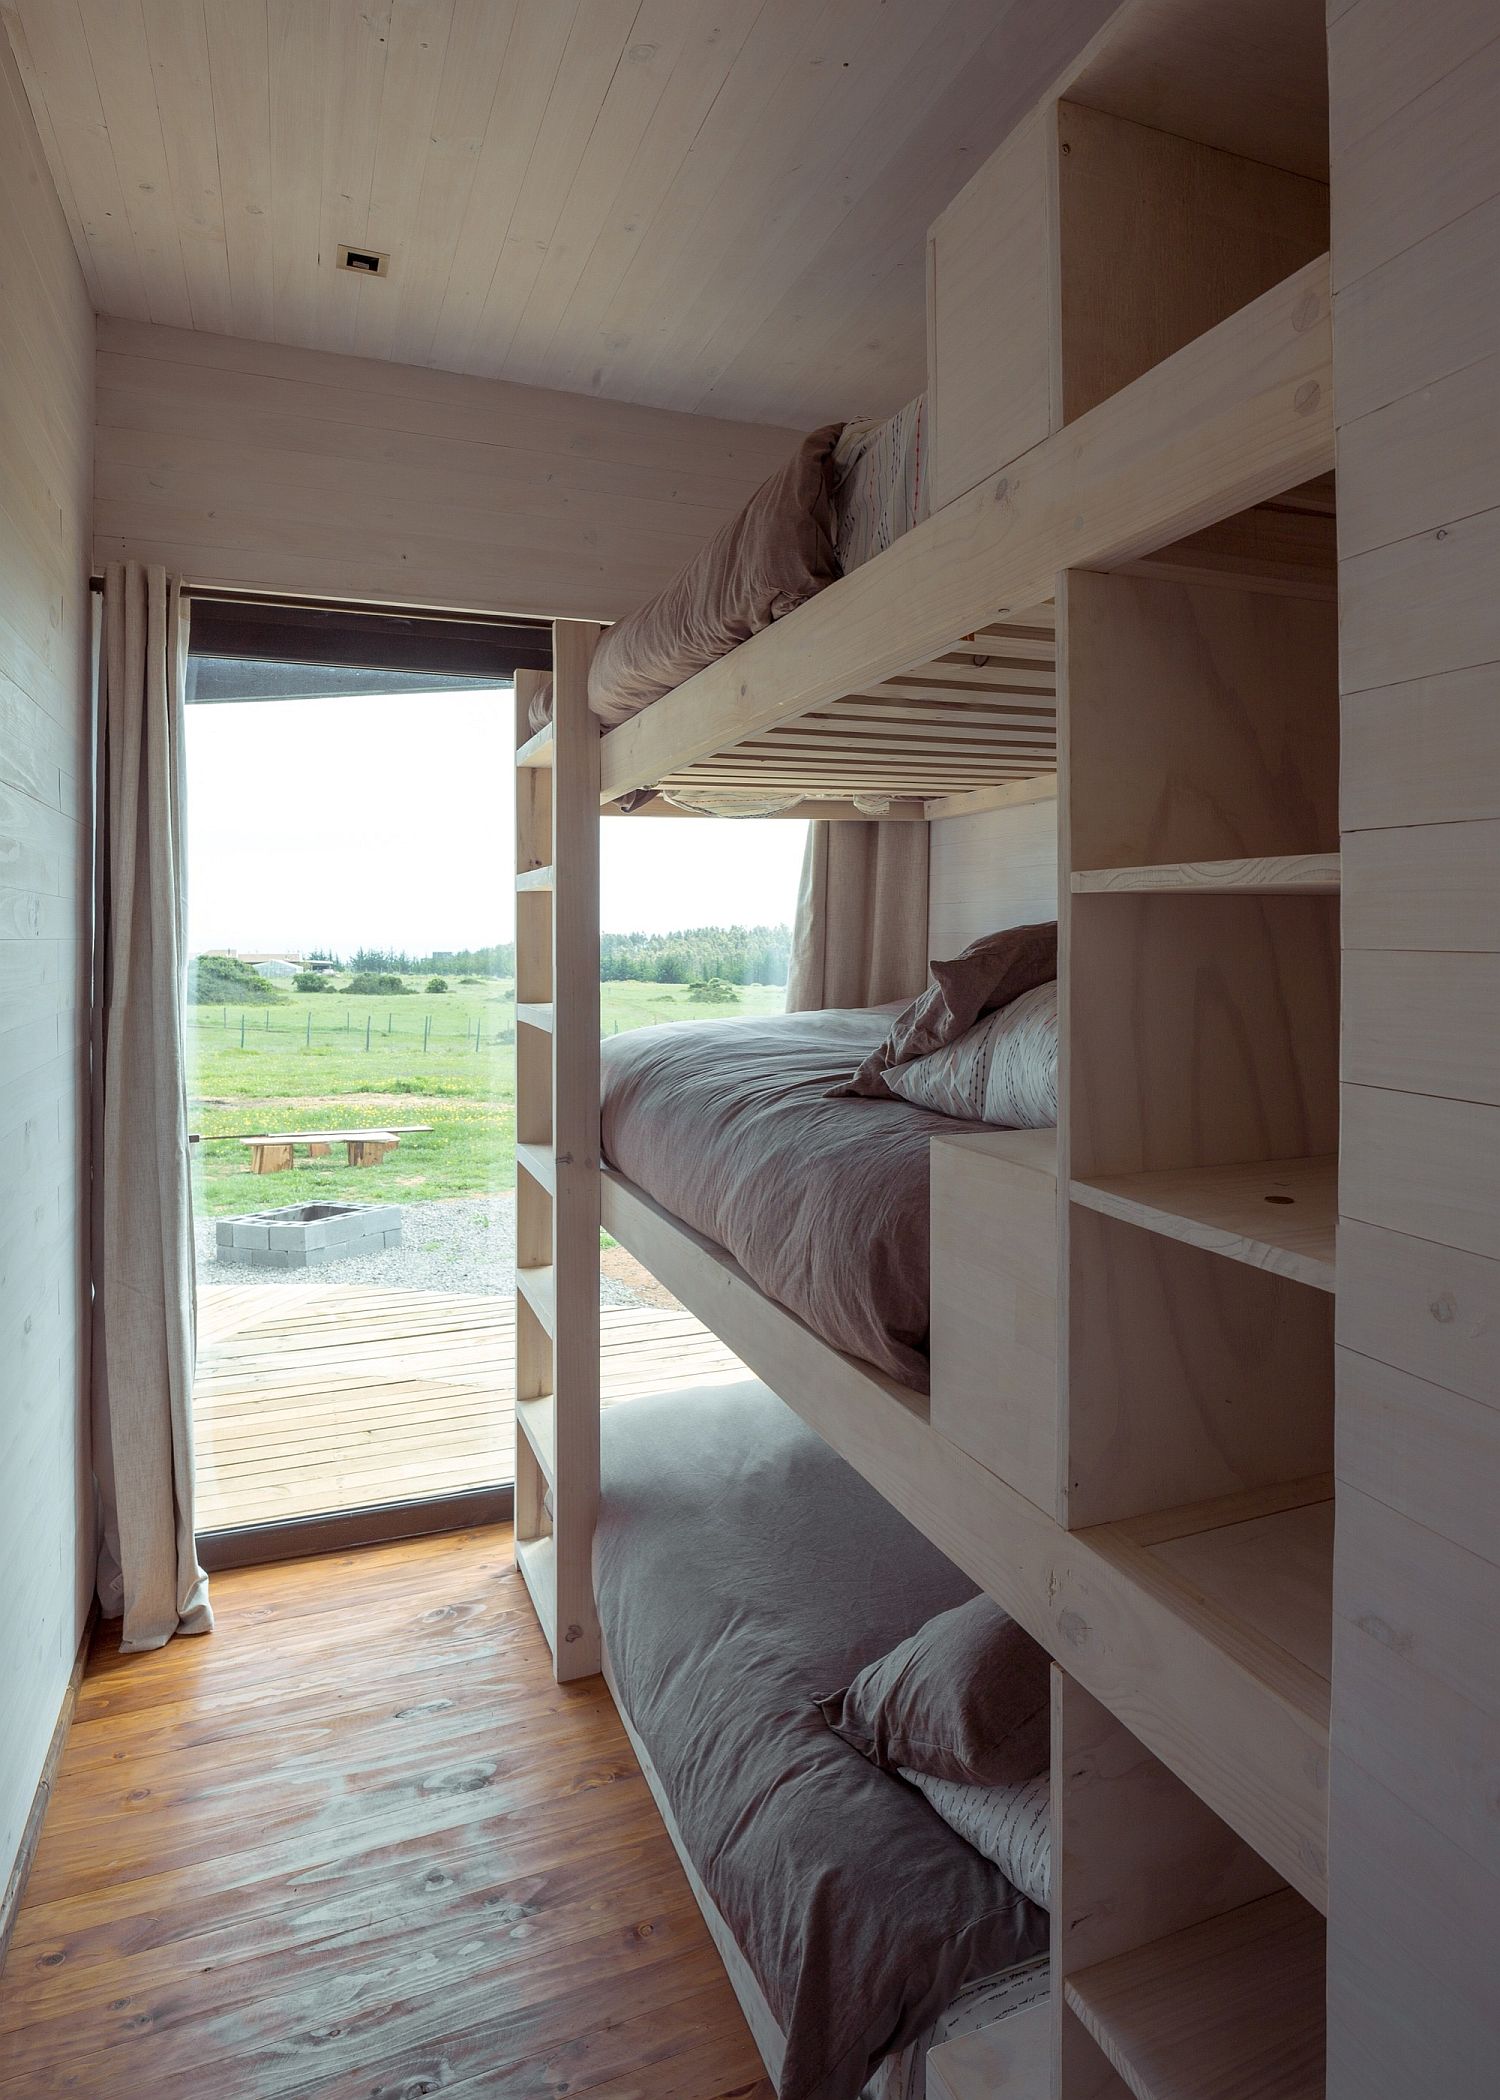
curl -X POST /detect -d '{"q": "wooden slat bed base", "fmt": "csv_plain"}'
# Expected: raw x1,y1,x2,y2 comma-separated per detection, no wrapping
599,1168,1330,1912
598,257,1333,809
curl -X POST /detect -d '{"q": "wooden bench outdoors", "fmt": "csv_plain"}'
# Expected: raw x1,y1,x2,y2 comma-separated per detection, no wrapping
237,1126,431,1173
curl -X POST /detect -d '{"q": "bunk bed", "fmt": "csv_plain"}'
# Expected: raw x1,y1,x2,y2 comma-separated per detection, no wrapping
513,2,1341,2092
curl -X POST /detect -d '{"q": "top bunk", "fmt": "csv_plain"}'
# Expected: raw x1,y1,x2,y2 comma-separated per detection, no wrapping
559,0,1336,819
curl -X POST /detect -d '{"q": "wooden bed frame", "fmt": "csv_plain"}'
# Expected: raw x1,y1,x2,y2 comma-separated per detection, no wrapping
509,0,1491,2091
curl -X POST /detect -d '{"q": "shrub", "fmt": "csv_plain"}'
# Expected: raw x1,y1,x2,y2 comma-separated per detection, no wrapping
426,976,449,994
688,977,741,1004
343,971,409,996
293,970,331,992
190,954,282,1005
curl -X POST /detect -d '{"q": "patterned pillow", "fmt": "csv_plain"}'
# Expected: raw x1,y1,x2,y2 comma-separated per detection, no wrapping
899,1768,1052,1910
882,981,1057,1127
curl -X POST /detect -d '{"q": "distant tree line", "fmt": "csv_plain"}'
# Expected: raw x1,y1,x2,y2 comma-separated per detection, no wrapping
601,925,791,987
348,944,517,978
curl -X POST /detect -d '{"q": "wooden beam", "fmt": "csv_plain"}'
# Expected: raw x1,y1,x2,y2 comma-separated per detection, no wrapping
599,257,1333,802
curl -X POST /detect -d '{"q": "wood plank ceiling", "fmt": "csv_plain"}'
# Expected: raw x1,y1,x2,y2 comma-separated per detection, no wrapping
2,0,1114,428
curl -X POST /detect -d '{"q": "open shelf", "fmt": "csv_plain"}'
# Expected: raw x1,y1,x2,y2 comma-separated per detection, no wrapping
515,863,554,892
1070,1156,1336,1292
515,1396,556,1490
516,1263,556,1334
516,722,553,769
515,1141,556,1195
1108,1478,1336,1688
927,1999,1049,2100
1065,1888,1325,2100
1071,852,1338,895
516,1001,555,1033
514,1532,557,1646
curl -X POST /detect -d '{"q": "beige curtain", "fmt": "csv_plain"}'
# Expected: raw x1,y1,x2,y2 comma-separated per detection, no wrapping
91,562,212,1654
786,820,930,1011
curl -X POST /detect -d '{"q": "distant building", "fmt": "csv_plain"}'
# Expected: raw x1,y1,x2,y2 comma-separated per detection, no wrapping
214,949,307,981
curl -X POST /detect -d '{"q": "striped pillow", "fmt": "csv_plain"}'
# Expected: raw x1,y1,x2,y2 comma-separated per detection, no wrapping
899,1768,1052,1910
882,981,1057,1127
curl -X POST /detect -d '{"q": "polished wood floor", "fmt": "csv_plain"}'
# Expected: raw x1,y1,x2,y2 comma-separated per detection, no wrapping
196,1286,748,1530
0,1526,773,2100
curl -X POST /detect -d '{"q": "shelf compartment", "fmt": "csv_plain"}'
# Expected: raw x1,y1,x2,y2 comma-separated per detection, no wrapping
516,1264,556,1334
515,863,554,892
1070,1156,1336,1292
515,1142,556,1195
1065,1887,1325,2100
516,723,553,769
516,1001,555,1033
1126,1490,1335,1683
1072,853,1339,895
514,1533,556,1646
515,1396,556,1490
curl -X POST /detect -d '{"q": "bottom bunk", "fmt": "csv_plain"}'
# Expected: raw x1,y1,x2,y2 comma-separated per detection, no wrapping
594,1377,1051,2100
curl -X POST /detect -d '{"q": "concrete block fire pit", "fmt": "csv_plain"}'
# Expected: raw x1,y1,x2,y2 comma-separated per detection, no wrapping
216,1200,401,1269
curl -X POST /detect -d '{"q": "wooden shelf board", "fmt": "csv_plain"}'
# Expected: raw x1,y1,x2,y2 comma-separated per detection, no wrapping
927,2000,1050,2100
1146,1499,1335,1683
1065,1888,1325,2100
514,1533,557,1648
1070,1156,1337,1291
515,1142,556,1195
515,1396,556,1490
516,723,554,769
516,1264,556,1334
515,864,554,892
1072,852,1339,894
516,1001,555,1033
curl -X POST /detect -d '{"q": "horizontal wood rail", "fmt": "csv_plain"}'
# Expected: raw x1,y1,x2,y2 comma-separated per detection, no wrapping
599,257,1333,804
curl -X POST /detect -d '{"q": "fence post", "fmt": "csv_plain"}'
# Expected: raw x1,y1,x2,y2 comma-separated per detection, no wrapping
306,1011,312,1048
365,1014,372,1052
423,1014,430,1053
386,1011,392,1035
240,1013,246,1048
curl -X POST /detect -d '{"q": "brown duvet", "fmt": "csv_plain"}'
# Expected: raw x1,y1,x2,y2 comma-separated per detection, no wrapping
600,1005,989,1391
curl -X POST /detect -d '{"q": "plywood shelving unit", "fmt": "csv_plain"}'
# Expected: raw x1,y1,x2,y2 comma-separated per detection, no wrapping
512,646,602,1683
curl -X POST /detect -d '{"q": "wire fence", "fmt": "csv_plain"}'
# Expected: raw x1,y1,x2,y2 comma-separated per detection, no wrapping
200,1006,516,1052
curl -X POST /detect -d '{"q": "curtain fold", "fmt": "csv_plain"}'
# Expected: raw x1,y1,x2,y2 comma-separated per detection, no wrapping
786,820,930,1012
91,561,212,1653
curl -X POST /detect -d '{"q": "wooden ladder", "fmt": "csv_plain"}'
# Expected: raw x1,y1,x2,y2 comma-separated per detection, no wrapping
512,624,601,1681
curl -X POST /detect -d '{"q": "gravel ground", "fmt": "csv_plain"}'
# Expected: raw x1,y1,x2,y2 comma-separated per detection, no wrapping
195,1191,645,1307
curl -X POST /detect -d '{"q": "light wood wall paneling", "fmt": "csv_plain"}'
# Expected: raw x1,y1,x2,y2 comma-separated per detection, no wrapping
0,24,94,1917
1329,1,1500,2088
92,317,803,623
927,792,1059,960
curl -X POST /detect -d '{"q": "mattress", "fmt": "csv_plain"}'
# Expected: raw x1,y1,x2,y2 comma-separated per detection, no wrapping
599,1004,991,1392
595,1381,1047,2100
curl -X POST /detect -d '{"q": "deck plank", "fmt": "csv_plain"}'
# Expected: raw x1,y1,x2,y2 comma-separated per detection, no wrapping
194,1285,749,1530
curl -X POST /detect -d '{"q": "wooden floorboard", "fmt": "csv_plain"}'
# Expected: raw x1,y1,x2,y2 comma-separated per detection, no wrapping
194,1286,750,1530
0,1527,773,2099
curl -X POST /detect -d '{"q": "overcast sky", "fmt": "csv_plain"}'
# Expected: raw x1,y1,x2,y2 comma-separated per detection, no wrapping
184,688,808,959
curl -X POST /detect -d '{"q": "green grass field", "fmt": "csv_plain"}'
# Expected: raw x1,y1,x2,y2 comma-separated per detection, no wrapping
189,976,786,1218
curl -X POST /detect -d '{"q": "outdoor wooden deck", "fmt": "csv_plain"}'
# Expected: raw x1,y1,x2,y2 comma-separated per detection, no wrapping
196,1284,749,1531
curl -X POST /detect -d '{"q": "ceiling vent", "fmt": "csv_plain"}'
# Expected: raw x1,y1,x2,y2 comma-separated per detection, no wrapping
336,244,389,277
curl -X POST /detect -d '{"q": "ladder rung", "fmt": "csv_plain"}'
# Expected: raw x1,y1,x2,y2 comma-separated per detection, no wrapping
516,1002,554,1033
516,1395,556,1489
517,1264,556,1333
515,1533,556,1645
516,1142,556,1194
516,723,554,769
516,864,553,893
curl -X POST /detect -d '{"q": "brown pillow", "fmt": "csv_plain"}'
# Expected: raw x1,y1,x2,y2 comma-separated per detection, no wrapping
833,922,1057,1099
816,1595,1049,1788
586,424,844,727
